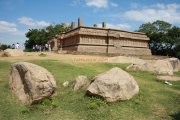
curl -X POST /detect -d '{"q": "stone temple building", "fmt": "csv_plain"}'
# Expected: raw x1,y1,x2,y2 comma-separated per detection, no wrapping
48,18,151,55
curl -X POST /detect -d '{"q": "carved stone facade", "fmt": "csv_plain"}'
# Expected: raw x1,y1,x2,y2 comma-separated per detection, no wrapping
49,19,151,55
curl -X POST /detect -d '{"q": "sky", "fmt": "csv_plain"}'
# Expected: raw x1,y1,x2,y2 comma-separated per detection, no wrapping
0,0,180,49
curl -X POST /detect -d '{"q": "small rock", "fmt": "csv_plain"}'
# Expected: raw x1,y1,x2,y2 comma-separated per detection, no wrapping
73,75,89,91
63,81,69,87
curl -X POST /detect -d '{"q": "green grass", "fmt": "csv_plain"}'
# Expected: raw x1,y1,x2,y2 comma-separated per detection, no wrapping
0,60,179,120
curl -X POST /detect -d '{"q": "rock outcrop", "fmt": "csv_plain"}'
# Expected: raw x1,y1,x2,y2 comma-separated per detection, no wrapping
168,58,180,72
127,58,180,75
86,67,139,102
3,49,24,57
157,75,180,81
108,56,145,64
73,75,89,90
9,62,56,105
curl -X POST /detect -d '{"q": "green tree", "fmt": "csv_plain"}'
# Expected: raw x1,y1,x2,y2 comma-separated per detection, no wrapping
25,23,70,50
138,20,180,57
0,44,11,50
167,26,180,58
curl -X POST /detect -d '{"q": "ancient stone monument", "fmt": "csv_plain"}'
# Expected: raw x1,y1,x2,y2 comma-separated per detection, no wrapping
49,18,151,55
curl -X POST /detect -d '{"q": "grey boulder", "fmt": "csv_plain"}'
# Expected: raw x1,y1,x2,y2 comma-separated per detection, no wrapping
9,62,57,105
86,67,139,102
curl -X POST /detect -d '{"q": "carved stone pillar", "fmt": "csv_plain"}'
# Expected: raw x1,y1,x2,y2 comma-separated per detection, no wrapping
71,22,76,29
78,17,83,27
52,39,58,51
102,22,106,28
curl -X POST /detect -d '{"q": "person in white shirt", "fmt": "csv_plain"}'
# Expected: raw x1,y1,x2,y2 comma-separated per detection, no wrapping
15,43,19,49
48,44,51,52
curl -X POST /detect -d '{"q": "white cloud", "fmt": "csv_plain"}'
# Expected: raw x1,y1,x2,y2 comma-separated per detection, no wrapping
85,0,108,8
124,3,180,24
0,21,17,33
18,17,50,27
97,23,131,30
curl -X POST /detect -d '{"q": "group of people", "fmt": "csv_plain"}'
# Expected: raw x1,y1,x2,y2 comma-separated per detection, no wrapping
12,43,20,49
32,43,51,52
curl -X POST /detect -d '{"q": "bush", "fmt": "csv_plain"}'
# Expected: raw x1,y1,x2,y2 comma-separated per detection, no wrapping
0,44,11,50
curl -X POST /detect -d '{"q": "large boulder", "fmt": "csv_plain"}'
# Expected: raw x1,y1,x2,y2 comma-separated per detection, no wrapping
157,75,180,82
127,58,180,75
86,67,139,102
73,75,89,91
168,58,180,72
9,62,57,105
3,49,24,57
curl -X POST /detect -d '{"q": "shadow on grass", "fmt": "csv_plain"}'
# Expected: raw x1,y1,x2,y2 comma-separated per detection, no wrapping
170,112,180,120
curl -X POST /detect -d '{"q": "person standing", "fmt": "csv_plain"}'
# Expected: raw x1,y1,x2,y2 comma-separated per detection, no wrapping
45,43,48,51
48,44,51,52
32,45,35,52
12,44,15,49
15,43,19,49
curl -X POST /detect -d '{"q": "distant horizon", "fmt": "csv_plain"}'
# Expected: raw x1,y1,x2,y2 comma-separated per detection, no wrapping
0,0,180,49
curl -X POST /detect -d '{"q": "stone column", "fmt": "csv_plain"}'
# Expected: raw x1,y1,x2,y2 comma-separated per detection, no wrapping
78,17,83,27
71,22,76,29
52,39,58,51
102,22,106,28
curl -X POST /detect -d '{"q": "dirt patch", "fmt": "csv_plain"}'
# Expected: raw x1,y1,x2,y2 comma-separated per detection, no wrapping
0,52,109,63
0,51,4,57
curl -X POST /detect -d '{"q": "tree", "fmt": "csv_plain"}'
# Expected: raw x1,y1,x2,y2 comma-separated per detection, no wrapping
137,20,180,58
25,23,70,49
167,26,180,58
0,44,11,50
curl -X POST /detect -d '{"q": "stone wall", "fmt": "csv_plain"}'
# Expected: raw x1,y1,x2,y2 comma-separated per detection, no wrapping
80,35,106,45
56,26,152,55
108,46,151,55
62,45,78,51
77,45,107,53
110,38,148,48
63,36,79,47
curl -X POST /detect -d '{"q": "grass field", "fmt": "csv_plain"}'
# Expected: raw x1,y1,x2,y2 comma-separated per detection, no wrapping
0,59,179,120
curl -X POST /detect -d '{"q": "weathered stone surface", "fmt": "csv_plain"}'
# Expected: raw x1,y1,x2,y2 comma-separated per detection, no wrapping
157,75,180,81
127,58,180,75
62,81,69,87
9,62,56,105
3,49,24,57
108,56,146,64
73,75,89,90
168,58,180,72
86,67,139,102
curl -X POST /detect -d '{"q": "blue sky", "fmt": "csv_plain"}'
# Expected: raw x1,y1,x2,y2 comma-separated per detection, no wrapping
0,0,180,48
